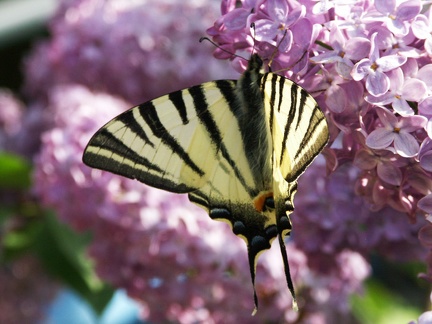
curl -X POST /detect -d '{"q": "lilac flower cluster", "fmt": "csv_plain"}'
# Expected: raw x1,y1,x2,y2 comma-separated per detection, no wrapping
209,0,431,214
207,0,432,319
208,0,432,305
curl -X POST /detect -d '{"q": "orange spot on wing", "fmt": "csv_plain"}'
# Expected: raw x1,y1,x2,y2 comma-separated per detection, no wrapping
253,191,273,212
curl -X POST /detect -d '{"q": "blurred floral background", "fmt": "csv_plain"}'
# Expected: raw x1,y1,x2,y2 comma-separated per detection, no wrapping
1,0,432,323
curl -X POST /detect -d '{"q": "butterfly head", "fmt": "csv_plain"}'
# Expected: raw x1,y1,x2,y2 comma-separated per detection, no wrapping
248,54,264,73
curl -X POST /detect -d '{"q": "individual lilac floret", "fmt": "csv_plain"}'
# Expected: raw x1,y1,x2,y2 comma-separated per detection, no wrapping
366,107,427,157
366,67,427,116
411,11,432,56
310,25,370,79
253,0,305,52
351,33,407,96
373,0,422,36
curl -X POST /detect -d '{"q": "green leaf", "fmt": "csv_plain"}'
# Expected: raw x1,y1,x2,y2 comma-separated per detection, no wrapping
30,212,114,314
0,152,31,189
351,279,424,324
2,219,43,260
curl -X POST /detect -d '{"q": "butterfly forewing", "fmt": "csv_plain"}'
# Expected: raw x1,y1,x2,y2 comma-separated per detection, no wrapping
84,80,258,197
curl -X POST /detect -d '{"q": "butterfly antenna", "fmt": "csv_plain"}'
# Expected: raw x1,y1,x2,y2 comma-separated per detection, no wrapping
250,22,257,55
199,37,247,62
267,29,288,69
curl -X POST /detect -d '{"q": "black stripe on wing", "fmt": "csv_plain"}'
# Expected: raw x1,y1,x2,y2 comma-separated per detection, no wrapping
84,127,161,172
261,73,329,183
295,88,307,131
168,91,189,124
139,101,205,177
190,81,258,198
83,127,196,193
282,90,328,182
116,110,154,147
294,107,327,161
280,84,299,167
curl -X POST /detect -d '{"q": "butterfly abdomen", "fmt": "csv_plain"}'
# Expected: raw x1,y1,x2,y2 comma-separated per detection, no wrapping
236,54,272,188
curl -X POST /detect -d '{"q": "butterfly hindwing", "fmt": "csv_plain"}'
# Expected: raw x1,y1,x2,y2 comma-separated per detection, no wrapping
261,73,329,184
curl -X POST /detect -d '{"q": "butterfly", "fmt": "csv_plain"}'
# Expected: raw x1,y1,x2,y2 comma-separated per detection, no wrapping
82,53,329,313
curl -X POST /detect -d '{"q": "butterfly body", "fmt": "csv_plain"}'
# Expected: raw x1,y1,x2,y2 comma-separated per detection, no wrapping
83,54,329,312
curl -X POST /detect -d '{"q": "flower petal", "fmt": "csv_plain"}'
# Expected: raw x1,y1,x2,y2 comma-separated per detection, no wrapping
398,115,427,132
345,37,371,60
396,0,422,21
365,92,394,105
354,149,377,170
325,83,347,113
223,9,250,30
375,0,395,14
419,97,432,116
419,194,432,214
419,224,432,247
386,68,404,92
426,37,432,56
420,151,432,172
254,19,278,43
417,64,432,88
366,128,394,149
351,58,371,81
394,132,420,157
427,118,432,139
402,78,428,101
392,98,415,116
268,0,289,23
336,59,354,78
376,55,407,72
376,107,398,128
310,51,340,64
377,162,402,186
412,14,430,39
366,70,389,96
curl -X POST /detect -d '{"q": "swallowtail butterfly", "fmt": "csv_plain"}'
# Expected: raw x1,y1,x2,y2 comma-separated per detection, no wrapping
83,54,329,313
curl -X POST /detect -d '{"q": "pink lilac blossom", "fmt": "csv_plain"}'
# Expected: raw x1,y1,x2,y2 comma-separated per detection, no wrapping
24,0,237,106
365,106,426,157
207,0,432,319
351,33,407,97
